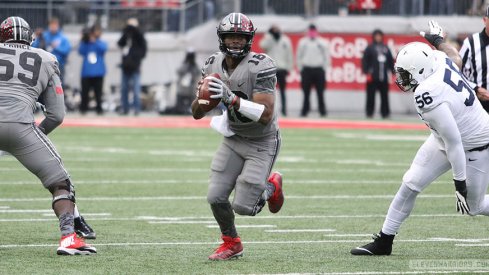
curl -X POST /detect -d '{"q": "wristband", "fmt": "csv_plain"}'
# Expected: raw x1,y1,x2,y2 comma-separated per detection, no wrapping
237,99,265,122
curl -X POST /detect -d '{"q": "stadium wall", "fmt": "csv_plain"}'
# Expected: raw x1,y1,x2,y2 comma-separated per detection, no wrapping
63,15,483,116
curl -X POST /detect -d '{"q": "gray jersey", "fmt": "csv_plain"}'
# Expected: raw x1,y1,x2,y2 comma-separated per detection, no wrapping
0,43,64,134
202,51,279,138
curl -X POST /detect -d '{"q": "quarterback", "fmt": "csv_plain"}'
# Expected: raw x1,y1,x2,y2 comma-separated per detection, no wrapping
0,16,96,255
191,12,284,260
351,21,489,255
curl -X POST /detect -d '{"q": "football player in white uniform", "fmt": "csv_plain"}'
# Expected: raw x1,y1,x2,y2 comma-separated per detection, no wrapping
351,21,489,255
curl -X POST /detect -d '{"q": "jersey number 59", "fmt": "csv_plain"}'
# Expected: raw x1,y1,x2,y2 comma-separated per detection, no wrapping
0,48,41,87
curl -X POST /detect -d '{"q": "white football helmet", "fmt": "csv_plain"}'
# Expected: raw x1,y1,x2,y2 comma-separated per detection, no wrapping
395,42,436,92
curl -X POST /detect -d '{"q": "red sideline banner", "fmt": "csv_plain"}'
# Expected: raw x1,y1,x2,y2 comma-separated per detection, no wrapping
251,33,425,92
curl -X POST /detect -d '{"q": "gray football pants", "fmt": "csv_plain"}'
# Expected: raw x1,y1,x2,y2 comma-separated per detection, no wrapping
0,122,69,188
207,131,281,216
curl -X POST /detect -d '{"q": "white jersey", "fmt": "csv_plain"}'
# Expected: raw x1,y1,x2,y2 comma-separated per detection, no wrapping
415,51,489,151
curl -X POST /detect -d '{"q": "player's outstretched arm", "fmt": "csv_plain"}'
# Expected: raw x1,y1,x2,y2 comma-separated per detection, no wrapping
421,20,462,69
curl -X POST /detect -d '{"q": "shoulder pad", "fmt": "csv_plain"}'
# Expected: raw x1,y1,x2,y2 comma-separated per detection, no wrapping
247,52,277,75
201,51,222,75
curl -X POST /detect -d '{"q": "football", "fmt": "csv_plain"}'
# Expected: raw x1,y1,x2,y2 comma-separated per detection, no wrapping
197,73,221,112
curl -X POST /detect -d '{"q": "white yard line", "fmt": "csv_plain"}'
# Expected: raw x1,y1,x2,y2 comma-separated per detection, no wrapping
0,206,10,209
0,194,455,202
0,213,464,223
0,209,52,213
0,238,487,248
0,179,455,186
0,167,409,173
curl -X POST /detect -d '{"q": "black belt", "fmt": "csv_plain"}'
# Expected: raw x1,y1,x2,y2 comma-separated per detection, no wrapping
468,143,489,152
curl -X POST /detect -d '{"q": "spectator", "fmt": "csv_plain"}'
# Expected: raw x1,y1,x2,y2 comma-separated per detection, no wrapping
32,17,71,84
78,25,107,115
117,18,147,115
296,24,329,117
259,25,293,116
361,29,394,119
174,48,200,114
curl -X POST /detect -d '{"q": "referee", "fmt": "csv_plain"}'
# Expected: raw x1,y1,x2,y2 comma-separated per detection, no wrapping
459,5,489,112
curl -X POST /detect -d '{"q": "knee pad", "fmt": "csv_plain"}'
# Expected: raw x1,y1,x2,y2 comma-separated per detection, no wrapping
233,193,266,216
232,202,251,216
48,179,75,208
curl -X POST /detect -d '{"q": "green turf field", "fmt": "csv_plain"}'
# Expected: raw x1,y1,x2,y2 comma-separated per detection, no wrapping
1,126,489,274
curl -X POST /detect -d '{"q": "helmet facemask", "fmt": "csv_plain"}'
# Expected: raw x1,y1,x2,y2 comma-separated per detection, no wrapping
218,33,253,59
395,67,419,92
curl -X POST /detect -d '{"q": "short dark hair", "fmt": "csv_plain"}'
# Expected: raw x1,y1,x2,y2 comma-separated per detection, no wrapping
308,24,316,30
372,29,383,36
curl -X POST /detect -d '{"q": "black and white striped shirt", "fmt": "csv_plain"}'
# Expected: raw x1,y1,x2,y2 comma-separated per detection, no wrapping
460,28,489,89
459,28,489,111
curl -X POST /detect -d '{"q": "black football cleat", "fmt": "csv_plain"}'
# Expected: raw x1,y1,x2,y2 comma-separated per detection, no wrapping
74,216,96,239
351,232,394,256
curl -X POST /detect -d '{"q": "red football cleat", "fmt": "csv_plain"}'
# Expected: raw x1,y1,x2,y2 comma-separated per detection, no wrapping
267,172,284,213
208,235,243,260
57,233,97,255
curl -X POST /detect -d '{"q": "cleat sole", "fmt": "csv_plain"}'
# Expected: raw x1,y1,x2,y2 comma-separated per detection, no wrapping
56,247,95,256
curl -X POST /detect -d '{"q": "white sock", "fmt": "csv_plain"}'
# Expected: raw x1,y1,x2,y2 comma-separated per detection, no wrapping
381,184,419,235
73,205,80,218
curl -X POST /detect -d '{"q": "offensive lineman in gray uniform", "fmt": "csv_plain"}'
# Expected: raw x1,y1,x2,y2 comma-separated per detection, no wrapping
0,17,96,255
191,13,284,260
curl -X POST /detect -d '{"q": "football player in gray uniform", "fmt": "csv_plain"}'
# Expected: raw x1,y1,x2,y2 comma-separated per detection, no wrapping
0,16,96,255
191,13,284,260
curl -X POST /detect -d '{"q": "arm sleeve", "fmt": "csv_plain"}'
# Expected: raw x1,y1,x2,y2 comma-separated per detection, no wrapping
54,37,71,56
296,41,304,71
322,40,330,72
78,42,87,55
285,38,294,71
361,47,370,74
387,48,395,73
421,103,466,180
96,40,108,53
259,33,273,52
117,34,127,48
38,73,65,135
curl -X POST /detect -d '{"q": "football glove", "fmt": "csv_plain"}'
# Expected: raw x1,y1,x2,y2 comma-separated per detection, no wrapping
454,179,470,215
420,20,444,48
208,76,237,106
